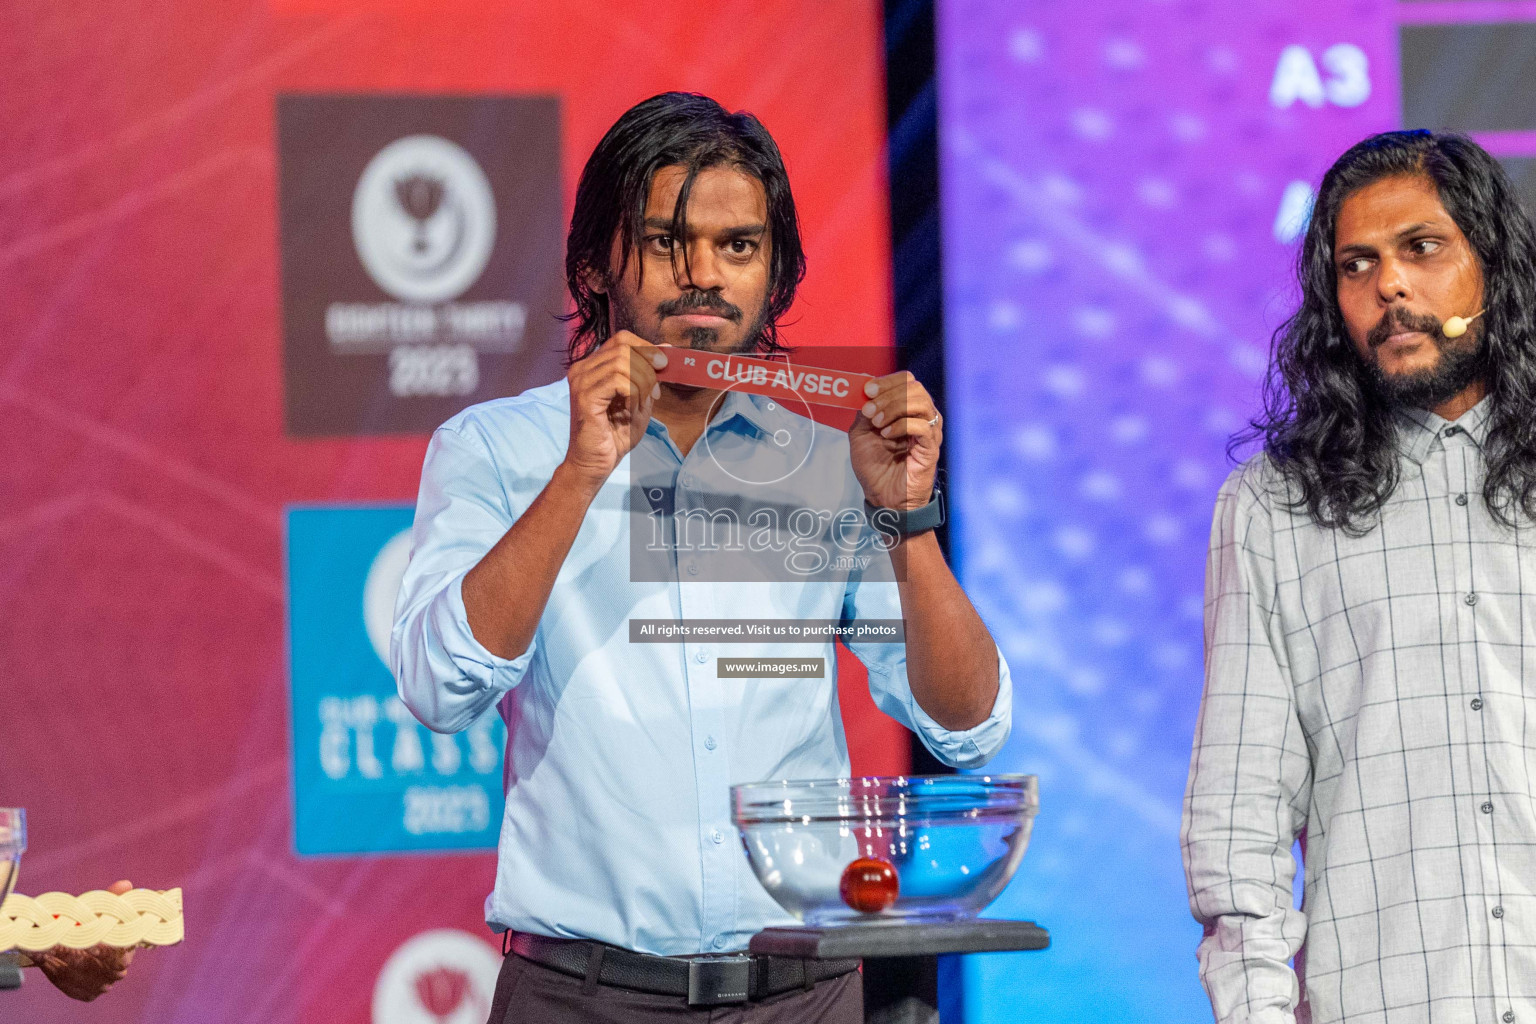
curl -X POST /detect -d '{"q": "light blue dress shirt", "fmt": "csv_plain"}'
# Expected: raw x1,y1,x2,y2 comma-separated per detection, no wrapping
392,378,1012,956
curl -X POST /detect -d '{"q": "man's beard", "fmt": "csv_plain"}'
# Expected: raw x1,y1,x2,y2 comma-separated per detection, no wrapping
609,288,769,353
1362,305,1486,410
655,291,770,353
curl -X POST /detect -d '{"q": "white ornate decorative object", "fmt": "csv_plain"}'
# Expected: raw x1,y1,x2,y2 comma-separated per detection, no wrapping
0,889,183,952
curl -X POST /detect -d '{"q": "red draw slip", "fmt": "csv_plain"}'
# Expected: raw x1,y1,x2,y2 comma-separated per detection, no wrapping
652,349,877,411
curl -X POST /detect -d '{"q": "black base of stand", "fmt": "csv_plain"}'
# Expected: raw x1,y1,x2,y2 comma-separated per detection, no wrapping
750,919,1049,1024
751,918,1049,959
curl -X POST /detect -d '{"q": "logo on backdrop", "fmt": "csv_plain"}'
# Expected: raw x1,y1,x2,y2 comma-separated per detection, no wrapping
351,135,498,305
276,94,565,436
372,929,500,1024
287,506,506,856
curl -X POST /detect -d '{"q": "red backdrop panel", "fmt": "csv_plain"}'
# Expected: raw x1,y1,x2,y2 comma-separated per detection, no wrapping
0,1,904,1020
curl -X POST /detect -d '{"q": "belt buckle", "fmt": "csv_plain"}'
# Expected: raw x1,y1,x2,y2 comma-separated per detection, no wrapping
686,955,752,1005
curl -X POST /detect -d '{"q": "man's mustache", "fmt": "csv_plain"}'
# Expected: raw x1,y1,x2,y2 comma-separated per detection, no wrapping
657,292,743,322
1366,306,1446,349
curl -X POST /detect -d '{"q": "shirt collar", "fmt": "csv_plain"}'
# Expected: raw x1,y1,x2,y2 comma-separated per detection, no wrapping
714,389,788,438
643,389,790,443
1394,394,1492,464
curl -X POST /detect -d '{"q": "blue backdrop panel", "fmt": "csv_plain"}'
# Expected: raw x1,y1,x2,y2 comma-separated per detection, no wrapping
287,505,506,856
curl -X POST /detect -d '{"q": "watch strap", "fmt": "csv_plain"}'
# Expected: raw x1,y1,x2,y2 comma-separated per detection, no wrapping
866,485,945,540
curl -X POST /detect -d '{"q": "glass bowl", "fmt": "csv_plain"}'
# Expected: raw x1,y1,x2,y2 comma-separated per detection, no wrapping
732,774,1036,925
0,808,24,908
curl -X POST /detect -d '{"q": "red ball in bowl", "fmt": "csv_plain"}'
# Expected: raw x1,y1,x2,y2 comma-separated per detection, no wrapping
839,856,900,913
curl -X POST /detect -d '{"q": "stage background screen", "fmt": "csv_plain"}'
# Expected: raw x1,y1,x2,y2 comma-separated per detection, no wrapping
939,0,1536,1020
0,2,901,1021
7,0,1536,1020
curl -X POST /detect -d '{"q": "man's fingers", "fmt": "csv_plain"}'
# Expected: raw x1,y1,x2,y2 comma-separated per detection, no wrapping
573,336,664,390
874,416,941,441
606,365,655,407
603,330,667,368
859,372,933,427
576,365,649,424
863,370,914,400
626,347,660,394
576,346,659,406
862,392,935,432
862,370,916,400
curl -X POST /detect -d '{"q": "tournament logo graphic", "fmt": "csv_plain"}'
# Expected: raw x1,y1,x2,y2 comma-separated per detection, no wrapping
277,94,565,435
372,929,500,1024
287,506,506,856
350,135,497,306
363,525,415,667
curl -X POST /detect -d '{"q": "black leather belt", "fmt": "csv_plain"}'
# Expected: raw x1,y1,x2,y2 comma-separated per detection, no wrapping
507,931,860,1006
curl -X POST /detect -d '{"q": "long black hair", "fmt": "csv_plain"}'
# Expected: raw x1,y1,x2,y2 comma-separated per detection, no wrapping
1241,130,1536,531
562,92,806,363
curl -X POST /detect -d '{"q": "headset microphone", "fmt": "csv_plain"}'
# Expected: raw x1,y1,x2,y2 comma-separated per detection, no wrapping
1442,309,1485,339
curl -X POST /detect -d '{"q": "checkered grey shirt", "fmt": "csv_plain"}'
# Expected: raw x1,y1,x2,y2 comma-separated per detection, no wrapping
1183,397,1536,1024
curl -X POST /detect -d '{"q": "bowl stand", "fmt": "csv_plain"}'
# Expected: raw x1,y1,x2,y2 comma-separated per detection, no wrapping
750,918,1050,1024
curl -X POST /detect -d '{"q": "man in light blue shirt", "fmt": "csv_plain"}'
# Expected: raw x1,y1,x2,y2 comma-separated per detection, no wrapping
393,92,1011,1022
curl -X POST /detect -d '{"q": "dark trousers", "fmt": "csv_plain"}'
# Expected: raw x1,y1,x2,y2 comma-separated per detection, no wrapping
485,952,863,1024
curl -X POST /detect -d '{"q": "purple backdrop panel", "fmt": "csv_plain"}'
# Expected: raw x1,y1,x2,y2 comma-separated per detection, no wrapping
937,2,1397,1019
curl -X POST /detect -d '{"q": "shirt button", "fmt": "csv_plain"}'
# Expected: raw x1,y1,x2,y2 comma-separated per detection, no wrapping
705,736,717,750
712,935,727,950
1472,697,1484,711
1444,425,1461,436
1455,493,1469,506
1492,905,1504,919
1504,1012,1515,1023
695,649,709,664
1465,592,1479,606
686,562,699,576
1482,801,1495,814
711,829,725,844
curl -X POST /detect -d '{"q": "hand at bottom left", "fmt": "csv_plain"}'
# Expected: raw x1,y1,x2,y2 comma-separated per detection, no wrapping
34,879,138,1001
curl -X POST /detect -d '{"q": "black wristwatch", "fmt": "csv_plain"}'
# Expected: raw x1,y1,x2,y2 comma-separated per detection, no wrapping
866,484,945,542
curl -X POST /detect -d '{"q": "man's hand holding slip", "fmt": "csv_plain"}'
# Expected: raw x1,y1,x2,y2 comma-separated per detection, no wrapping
17,879,138,1002
561,331,669,491
848,370,997,733
849,369,942,512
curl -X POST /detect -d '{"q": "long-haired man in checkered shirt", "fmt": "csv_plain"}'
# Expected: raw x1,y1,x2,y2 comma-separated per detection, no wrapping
1183,130,1536,1024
